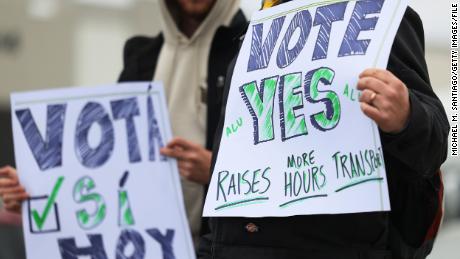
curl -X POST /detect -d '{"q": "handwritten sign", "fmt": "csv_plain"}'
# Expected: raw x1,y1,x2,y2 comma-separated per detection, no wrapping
11,83,195,259
203,0,408,217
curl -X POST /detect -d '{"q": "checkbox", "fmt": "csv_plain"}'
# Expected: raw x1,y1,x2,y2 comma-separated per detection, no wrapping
27,196,61,234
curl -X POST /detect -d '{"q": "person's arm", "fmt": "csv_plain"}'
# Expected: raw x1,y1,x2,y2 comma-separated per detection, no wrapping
359,8,449,179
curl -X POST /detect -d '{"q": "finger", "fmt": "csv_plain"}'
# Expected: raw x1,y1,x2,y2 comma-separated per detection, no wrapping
184,152,200,162
0,166,16,177
166,137,195,150
360,102,384,124
160,147,173,156
160,147,186,160
359,89,387,110
0,178,19,188
359,69,398,85
359,89,377,104
357,77,388,95
160,147,176,157
0,186,26,195
3,192,29,202
0,165,14,172
178,161,194,172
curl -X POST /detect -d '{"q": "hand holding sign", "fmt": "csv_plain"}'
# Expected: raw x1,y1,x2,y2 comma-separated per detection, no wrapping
358,68,410,134
161,137,212,185
0,166,28,213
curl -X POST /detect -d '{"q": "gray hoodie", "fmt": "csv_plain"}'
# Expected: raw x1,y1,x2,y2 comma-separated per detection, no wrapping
154,0,241,247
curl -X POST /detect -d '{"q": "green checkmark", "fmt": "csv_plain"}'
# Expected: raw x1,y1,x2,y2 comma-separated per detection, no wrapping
31,176,65,230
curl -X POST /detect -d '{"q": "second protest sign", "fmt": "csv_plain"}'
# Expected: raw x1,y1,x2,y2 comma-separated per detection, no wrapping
11,82,195,259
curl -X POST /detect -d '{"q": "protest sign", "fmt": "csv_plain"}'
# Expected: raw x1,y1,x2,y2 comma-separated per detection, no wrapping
203,0,408,217
11,83,195,259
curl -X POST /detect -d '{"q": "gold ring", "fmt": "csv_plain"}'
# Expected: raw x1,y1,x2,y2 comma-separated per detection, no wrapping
370,92,377,103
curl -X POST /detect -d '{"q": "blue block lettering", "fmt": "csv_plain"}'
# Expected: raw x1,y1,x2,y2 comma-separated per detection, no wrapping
116,229,145,259
277,10,312,68
247,16,286,72
58,234,108,259
111,98,142,163
146,228,175,259
147,95,166,161
312,2,348,60
75,102,114,168
339,0,384,57
15,104,66,171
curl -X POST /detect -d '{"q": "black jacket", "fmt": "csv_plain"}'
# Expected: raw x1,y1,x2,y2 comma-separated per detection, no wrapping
198,8,449,259
118,10,248,235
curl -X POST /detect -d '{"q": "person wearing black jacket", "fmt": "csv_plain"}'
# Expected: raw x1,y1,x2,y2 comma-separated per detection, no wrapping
197,1,449,259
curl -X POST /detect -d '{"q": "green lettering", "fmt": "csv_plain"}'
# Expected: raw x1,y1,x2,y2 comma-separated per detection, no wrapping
280,72,308,140
240,77,278,144
73,176,106,230
305,67,341,131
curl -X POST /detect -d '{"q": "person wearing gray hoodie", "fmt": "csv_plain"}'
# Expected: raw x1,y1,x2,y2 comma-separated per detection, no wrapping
118,0,247,247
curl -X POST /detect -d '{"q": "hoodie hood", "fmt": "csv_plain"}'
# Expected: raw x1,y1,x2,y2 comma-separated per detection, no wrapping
158,0,241,44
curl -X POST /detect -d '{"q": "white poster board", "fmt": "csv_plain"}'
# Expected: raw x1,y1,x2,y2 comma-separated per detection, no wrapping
11,82,195,259
203,0,408,217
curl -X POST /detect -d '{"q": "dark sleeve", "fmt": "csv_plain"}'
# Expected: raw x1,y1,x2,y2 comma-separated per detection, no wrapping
118,35,163,82
382,8,450,180
118,37,143,82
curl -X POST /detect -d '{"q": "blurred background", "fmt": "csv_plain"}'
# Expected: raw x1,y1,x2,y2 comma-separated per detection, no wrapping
0,0,458,258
